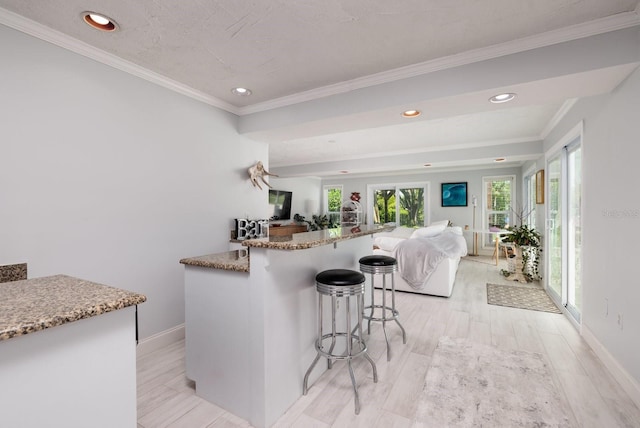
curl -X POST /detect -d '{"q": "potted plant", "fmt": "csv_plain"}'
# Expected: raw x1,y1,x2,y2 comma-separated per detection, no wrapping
293,213,339,231
501,224,542,281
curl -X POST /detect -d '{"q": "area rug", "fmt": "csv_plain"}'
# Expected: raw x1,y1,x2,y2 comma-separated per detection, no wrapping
486,283,562,314
414,337,574,427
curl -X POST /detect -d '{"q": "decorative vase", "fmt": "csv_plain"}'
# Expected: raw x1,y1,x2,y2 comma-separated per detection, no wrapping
350,192,361,202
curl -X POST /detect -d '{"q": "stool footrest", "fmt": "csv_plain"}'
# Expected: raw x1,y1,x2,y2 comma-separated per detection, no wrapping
363,304,400,322
315,332,368,360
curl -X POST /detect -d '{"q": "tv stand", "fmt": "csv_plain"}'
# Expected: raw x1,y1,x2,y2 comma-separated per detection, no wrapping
268,224,307,237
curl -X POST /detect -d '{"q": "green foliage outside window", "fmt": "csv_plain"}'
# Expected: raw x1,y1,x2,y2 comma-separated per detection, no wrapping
374,187,425,227
486,179,512,228
488,180,511,211
399,188,424,227
327,188,342,212
374,189,396,224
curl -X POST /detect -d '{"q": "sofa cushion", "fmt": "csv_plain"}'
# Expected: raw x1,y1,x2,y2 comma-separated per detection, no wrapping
374,236,406,252
410,223,447,239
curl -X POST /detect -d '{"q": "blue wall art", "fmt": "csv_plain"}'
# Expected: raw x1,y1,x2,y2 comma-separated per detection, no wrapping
441,182,468,207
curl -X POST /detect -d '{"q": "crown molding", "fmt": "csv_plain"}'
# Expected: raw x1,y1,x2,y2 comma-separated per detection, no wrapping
239,11,640,115
271,136,541,169
0,7,240,115
540,98,578,139
2,6,638,117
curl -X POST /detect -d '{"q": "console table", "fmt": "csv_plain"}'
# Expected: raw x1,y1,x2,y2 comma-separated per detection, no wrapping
268,224,307,236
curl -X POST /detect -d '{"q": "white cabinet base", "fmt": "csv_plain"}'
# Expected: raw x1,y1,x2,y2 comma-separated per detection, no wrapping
0,306,138,428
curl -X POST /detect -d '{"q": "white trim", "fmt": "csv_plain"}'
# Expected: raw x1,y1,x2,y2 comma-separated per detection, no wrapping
481,174,516,246
237,12,640,115
1,6,638,116
318,162,529,180
136,324,185,357
545,121,584,160
0,8,240,115
271,136,541,169
540,99,578,139
322,184,343,216
522,163,537,178
582,325,640,409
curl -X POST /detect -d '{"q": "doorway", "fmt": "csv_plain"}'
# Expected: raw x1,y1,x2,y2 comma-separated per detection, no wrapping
546,134,582,324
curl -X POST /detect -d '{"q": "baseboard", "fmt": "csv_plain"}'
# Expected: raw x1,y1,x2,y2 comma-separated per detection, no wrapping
136,324,185,357
582,325,640,409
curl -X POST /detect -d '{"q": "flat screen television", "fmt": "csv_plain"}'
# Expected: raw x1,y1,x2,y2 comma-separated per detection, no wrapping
268,189,293,220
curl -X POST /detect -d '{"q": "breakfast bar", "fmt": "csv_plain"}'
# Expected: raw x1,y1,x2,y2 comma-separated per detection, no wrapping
0,274,146,428
180,225,389,428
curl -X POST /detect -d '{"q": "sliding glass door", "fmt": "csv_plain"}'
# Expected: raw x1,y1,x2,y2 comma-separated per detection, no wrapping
566,145,582,319
546,137,582,322
547,155,563,299
369,183,428,227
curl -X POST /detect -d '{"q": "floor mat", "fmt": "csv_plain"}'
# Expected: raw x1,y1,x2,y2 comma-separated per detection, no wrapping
486,283,562,313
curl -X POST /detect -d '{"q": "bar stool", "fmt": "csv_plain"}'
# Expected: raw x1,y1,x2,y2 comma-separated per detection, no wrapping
303,269,378,415
359,255,406,361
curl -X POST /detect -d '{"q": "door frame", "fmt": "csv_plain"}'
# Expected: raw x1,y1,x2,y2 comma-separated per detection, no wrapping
544,121,583,327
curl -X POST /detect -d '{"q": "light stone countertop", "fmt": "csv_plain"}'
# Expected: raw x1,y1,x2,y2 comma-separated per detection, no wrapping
0,274,147,341
179,225,392,273
180,250,250,272
242,224,391,250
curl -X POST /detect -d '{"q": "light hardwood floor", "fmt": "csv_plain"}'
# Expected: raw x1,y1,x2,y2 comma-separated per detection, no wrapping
137,257,640,427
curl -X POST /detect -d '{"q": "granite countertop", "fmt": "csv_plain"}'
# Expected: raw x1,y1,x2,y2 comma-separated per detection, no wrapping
0,274,147,341
180,250,250,272
242,224,391,250
180,225,392,272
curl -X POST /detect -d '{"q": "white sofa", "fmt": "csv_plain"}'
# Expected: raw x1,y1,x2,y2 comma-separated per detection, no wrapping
372,221,464,297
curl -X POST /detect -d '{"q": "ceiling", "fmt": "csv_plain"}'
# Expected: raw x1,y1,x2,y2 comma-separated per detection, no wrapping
1,1,639,177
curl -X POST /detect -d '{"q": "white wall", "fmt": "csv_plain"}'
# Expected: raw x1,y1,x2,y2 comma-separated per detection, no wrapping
0,24,268,340
268,176,322,223
544,66,640,385
323,166,522,251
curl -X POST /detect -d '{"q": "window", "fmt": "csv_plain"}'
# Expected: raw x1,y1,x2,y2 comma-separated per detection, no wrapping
482,175,515,245
323,185,342,225
368,183,428,227
523,169,537,228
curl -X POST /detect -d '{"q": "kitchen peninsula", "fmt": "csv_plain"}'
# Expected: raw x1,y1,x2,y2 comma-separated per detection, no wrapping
0,274,146,428
180,225,389,428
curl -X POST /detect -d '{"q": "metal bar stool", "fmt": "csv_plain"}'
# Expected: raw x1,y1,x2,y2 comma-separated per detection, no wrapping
303,269,378,415
359,255,406,361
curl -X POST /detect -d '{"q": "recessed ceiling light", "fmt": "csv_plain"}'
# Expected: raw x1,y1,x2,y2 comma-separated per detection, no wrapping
231,87,252,96
82,12,118,32
489,93,516,104
494,157,506,162
402,109,421,118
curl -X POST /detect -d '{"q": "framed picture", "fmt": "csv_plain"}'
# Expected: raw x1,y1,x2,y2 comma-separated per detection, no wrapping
536,169,545,204
441,182,468,207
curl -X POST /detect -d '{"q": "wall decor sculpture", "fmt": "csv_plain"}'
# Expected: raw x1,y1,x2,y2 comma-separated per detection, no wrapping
248,161,278,190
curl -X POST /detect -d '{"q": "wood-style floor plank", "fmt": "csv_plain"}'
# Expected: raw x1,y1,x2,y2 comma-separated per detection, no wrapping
137,256,640,427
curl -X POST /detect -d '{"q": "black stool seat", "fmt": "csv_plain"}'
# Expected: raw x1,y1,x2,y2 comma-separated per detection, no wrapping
359,256,397,275
359,255,397,267
316,269,365,286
